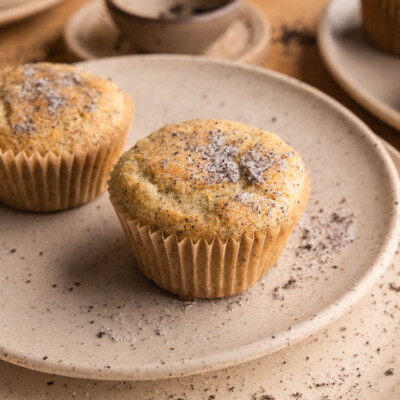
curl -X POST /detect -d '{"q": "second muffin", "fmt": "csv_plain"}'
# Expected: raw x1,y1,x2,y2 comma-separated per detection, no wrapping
0,62,134,212
109,119,309,298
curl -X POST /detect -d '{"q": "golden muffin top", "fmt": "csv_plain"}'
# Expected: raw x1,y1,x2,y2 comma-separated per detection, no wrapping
0,62,133,156
109,119,307,240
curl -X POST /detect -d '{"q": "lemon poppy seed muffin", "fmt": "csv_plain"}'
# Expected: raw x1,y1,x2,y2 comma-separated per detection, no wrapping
109,119,309,299
0,62,132,155
110,119,306,240
0,62,134,212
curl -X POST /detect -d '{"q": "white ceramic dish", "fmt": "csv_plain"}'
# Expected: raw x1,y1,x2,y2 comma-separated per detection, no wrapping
64,1,270,64
318,0,400,131
0,0,63,26
105,0,242,54
0,55,399,381
1,195,399,398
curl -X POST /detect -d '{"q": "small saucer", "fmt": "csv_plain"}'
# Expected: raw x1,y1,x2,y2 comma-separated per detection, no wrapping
318,0,400,130
64,0,270,64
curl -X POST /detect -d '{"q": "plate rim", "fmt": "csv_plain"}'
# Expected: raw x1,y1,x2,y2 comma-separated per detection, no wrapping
317,0,400,131
1,54,400,380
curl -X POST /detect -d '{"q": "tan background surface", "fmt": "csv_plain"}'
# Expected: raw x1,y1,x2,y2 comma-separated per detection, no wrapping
0,0,398,147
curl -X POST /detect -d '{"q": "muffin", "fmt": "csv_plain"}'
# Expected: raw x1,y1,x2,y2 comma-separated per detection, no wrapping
361,0,400,55
109,119,309,298
0,62,134,212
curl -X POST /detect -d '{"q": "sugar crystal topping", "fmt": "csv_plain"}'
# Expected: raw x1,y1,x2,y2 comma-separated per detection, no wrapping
185,129,295,186
17,72,70,115
12,120,35,135
183,129,240,183
6,64,96,135
203,130,240,183
240,147,294,184
233,192,269,214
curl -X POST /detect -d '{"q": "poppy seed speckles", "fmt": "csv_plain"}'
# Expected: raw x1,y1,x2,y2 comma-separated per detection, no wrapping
109,119,306,240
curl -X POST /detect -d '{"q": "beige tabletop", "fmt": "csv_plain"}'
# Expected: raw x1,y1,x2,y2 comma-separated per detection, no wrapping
0,1,399,399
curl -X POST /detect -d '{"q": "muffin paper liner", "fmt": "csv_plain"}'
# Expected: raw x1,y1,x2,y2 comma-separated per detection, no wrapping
362,0,400,55
109,178,310,299
0,99,133,212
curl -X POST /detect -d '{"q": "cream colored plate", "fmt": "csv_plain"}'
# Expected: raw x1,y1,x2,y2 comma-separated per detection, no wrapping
0,189,400,398
0,56,399,381
63,1,270,64
0,141,399,400
0,0,63,26
318,0,400,131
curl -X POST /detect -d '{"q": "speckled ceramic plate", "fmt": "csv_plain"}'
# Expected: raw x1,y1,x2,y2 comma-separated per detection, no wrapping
0,55,399,381
0,0,64,26
1,183,400,398
318,0,400,131
63,1,270,64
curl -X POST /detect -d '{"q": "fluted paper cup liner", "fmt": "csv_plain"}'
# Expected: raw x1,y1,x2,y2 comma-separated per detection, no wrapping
362,0,400,55
0,104,133,212
109,179,309,299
